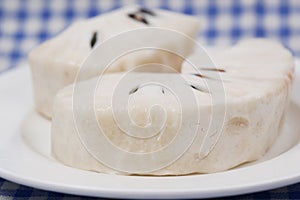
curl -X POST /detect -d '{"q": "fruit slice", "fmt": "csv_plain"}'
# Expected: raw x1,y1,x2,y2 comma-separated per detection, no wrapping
51,39,294,175
29,6,200,118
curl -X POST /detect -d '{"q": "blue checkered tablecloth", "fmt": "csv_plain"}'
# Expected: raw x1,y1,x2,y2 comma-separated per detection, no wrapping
1,0,300,199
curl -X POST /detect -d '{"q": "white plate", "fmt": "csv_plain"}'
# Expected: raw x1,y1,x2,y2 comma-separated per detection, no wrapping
0,61,300,199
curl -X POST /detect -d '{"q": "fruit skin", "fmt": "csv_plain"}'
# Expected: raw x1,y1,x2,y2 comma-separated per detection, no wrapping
51,39,294,175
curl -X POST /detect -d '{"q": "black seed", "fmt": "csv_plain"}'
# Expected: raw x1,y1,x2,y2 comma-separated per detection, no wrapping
129,86,139,95
140,17,148,25
139,8,156,16
190,84,198,90
90,32,97,49
192,73,207,78
161,88,165,94
128,13,136,18
190,84,209,93
128,13,149,25
200,68,226,72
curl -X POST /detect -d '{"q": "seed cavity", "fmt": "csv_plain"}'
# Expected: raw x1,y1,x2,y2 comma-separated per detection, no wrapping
192,73,207,78
226,117,249,135
190,84,209,93
128,7,156,25
129,86,139,95
90,31,97,49
200,68,226,72
191,73,228,82
139,8,156,16
130,86,167,95
128,13,149,25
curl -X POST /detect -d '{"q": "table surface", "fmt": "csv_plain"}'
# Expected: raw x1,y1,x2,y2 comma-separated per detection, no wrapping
0,0,300,199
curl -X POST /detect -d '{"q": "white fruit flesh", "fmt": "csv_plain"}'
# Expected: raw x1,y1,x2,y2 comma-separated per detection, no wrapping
29,6,200,118
51,39,294,175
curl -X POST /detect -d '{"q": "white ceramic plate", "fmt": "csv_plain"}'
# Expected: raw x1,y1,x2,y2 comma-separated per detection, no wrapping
0,61,300,199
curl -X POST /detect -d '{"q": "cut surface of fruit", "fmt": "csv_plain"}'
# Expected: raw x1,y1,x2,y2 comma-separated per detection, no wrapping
51,39,294,175
29,6,200,118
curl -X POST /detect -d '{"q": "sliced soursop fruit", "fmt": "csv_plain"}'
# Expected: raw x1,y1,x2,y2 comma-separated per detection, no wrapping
51,39,294,175
29,6,200,118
